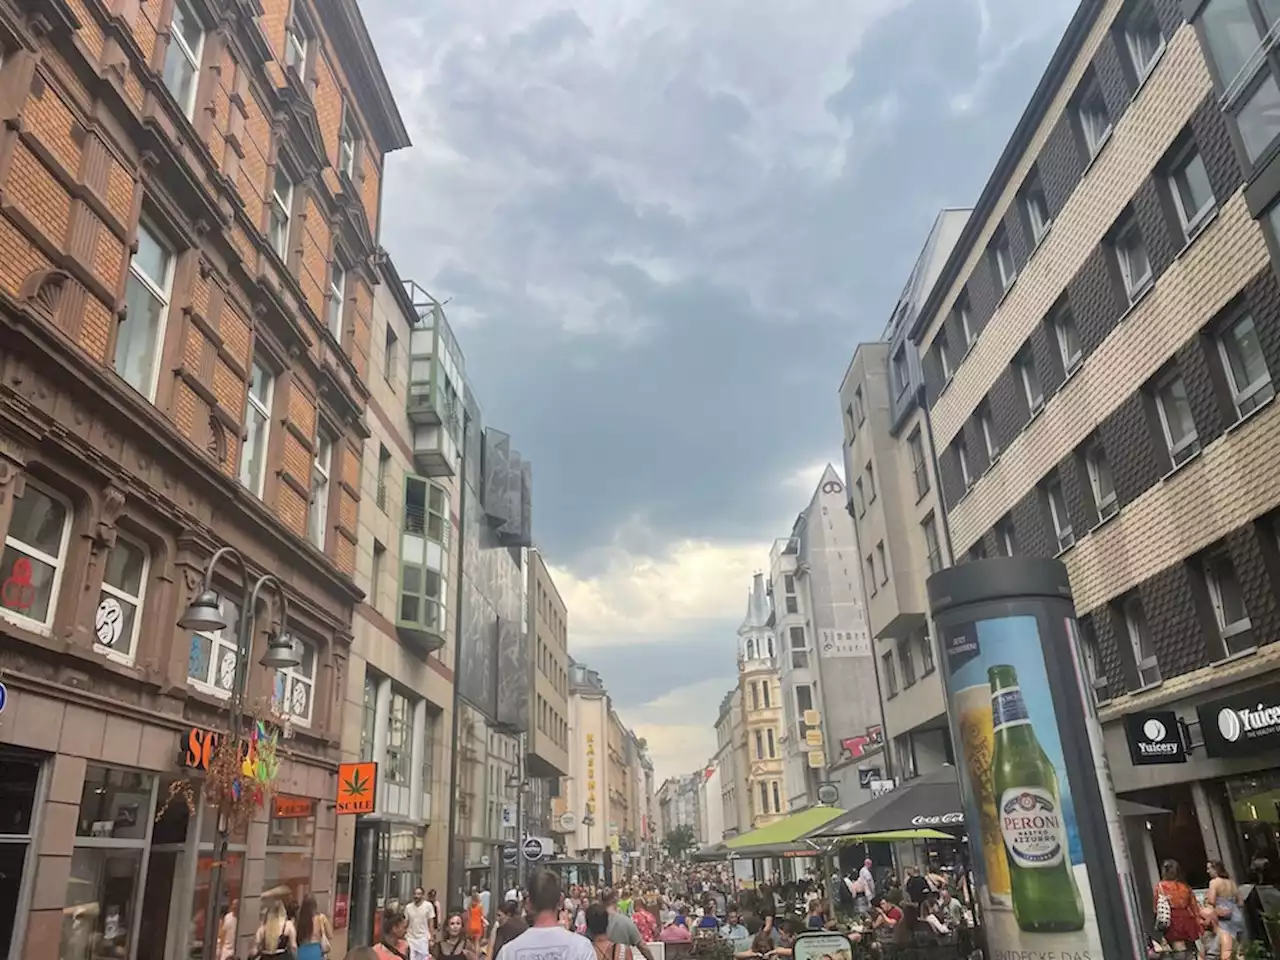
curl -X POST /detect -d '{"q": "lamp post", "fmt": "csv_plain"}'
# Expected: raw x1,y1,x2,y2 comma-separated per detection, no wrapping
178,546,300,960
506,734,530,894
582,808,595,863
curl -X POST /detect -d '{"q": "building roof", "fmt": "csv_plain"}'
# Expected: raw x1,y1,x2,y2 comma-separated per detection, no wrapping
737,571,771,634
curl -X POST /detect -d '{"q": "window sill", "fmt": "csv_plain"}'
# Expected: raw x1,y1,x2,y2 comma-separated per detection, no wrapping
1160,445,1203,482
0,610,51,637
937,372,955,399
995,277,1018,310
1129,45,1167,105
1089,507,1120,535
1029,222,1053,259
1081,129,1114,178
94,644,137,669
188,680,233,704
1053,540,1076,560
1226,392,1276,434
1211,644,1258,668
1175,207,1219,260
1129,680,1164,696
1062,360,1083,385
1118,277,1155,320
921,665,936,677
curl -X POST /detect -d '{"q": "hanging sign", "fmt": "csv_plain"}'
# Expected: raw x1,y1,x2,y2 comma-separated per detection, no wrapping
336,761,377,814
95,597,124,647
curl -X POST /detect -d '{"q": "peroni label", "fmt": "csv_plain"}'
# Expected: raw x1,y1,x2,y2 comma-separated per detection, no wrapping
999,786,1066,868
992,689,1030,730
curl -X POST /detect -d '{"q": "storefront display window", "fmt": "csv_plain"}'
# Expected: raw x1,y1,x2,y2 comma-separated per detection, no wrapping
1125,783,1209,888
61,765,157,960
384,826,424,907
1227,772,1280,885
262,797,315,907
0,752,40,958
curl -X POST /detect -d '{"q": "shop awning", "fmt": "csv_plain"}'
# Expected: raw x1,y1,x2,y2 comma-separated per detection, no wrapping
724,806,846,851
807,766,964,840
832,828,955,844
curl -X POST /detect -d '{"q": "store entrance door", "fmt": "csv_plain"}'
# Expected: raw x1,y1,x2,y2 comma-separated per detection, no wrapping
0,750,40,958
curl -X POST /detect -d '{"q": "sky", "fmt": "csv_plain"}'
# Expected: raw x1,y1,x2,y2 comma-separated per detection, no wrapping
362,0,1078,783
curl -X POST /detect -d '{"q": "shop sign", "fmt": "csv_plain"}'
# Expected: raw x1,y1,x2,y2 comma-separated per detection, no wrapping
523,836,546,862
1199,682,1280,758
585,732,596,816
502,842,518,864
857,767,880,788
1123,710,1187,765
336,761,377,814
181,727,248,771
274,796,315,819
910,811,964,826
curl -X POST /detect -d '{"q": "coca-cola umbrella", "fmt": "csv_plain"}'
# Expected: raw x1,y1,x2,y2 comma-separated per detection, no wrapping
804,765,965,841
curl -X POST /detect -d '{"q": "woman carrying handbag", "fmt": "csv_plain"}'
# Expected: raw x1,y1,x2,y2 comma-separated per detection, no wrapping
1153,860,1201,953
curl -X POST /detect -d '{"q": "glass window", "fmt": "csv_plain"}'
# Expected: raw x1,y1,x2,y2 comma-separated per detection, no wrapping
920,633,935,674
1124,596,1162,688
359,672,377,763
1,482,69,630
308,431,332,549
771,781,781,814
1047,478,1074,551
899,642,916,687
1238,74,1280,161
957,300,974,349
866,555,876,595
1201,0,1262,91
1087,443,1118,521
62,849,144,958
866,462,876,501
993,233,1016,291
956,435,971,488
339,110,357,177
239,358,273,496
1219,313,1274,416
1115,219,1152,301
1154,373,1200,465
909,429,930,498
755,730,764,760
274,640,316,727
1170,148,1216,236
854,478,865,516
117,221,175,399
327,261,346,338
427,483,447,543
186,598,240,697
892,347,910,395
881,651,897,697
923,514,942,574
936,330,953,381
263,796,315,908
284,20,308,81
1054,309,1083,375
876,541,887,585
978,405,997,460
96,535,147,663
998,517,1016,556
1019,351,1044,413
268,166,294,258
1079,83,1112,157
386,691,410,784
1206,553,1253,650
1024,186,1051,245
1125,0,1165,81
162,0,204,118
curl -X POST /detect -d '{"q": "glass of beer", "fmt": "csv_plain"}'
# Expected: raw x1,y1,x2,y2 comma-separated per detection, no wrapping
955,683,1012,907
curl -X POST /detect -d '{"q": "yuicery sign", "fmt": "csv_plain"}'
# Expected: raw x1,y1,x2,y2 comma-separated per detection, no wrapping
1197,682,1280,759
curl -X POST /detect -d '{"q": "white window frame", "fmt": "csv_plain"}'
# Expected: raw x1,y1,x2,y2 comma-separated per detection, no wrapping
119,220,176,401
284,19,308,81
994,236,1016,291
998,520,1015,557
1019,354,1044,414
187,599,240,700
1025,186,1051,245
1206,554,1252,641
239,359,274,496
978,407,997,461
1080,86,1112,157
923,515,942,574
1047,479,1074,552
1086,444,1118,521
1169,147,1215,237
327,260,346,338
269,166,294,259
309,431,332,549
937,331,952,380
95,533,149,665
892,347,910,395
1124,598,1161,689
338,111,357,177
275,640,316,728
163,0,205,119
1054,311,1083,375
1115,220,1152,302
0,481,72,635
957,302,974,351
1125,0,1166,82
956,435,971,488
1218,313,1275,417
1154,374,1200,466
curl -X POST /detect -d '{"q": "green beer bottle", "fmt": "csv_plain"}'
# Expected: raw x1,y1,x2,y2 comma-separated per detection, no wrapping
989,664,1085,932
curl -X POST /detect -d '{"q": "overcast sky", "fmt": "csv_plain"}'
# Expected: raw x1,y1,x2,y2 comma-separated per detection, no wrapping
363,0,1077,782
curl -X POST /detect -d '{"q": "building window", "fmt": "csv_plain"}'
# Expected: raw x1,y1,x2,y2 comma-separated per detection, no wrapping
892,346,910,395
1023,181,1052,246
923,514,943,574
866,462,877,502
978,403,997,461
1199,0,1280,162
339,109,357,177
956,434,971,489
386,690,412,784
920,633,935,674
404,476,448,542
284,17,308,80
1086,442,1119,522
759,782,769,814
162,0,204,118
1078,77,1112,158
187,598,240,697
1078,617,1108,702
1219,313,1275,417
763,682,772,708
784,593,798,615
1113,217,1153,304
117,221,175,399
1199,0,1261,91
854,386,865,424
900,642,916,687
96,535,148,664
882,651,898,698
766,728,776,758
384,325,399,386
1046,477,1074,552
1123,595,1161,689
937,330,953,380
790,626,808,670
371,540,385,608
1154,372,1200,466
771,781,781,814
854,477,865,516
876,541,888,585
1125,0,1165,81
268,165,294,258
1240,76,1280,162
308,431,332,549
992,229,1016,292
866,555,877,596
239,358,273,497
997,516,1016,556
845,403,856,438
1206,552,1254,654
1018,349,1045,415
751,682,760,710
1,482,70,631
1169,146,1216,238
326,260,346,338
755,730,764,760
399,559,444,634
359,673,377,761
909,429,930,498
1052,307,1083,376
784,573,795,594
376,446,391,511
274,640,316,726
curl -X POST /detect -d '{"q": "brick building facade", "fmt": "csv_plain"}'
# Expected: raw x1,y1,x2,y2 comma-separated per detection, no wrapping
842,0,1280,900
0,0,407,957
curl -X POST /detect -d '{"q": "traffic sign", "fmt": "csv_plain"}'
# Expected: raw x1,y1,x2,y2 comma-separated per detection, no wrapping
522,836,545,862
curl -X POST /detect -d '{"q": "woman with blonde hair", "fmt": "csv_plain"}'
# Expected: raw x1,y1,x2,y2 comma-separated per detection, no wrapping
254,897,298,958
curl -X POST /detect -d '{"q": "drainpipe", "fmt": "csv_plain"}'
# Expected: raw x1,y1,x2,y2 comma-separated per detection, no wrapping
444,417,469,911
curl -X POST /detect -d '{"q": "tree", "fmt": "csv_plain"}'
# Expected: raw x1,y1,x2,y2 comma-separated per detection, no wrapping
663,823,698,860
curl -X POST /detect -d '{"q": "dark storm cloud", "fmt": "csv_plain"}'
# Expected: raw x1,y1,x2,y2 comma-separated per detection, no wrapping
360,0,1077,566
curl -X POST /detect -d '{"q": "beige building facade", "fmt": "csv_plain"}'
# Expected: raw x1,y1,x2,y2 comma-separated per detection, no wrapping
736,574,785,827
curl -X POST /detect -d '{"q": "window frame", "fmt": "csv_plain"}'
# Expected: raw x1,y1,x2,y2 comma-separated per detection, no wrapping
1046,478,1075,552
0,480,72,634
1124,0,1166,82
899,641,916,687
1123,596,1162,689
992,231,1017,293
876,541,887,586
326,260,346,339
956,300,974,352
1218,312,1275,417
978,404,998,461
239,358,274,497
284,17,309,82
118,219,177,401
909,429,930,498
866,462,876,503
186,598,240,699
1154,372,1201,466
881,650,897,698
1205,552,1253,645
1024,184,1052,246
892,346,910,396
162,0,205,119
1078,80,1113,159
1019,351,1044,415
937,329,953,381
1114,218,1153,303
1086,442,1119,522
95,532,149,666
955,434,971,489
1168,145,1217,238
1197,0,1280,169
268,165,295,259
1053,308,1083,376
997,518,1016,556
923,514,942,574
308,430,333,549
338,108,358,178
274,640,316,728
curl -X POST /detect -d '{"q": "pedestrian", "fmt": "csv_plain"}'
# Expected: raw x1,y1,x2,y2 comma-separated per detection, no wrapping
375,905,410,960
216,898,238,960
405,887,435,960
494,870,595,960
427,890,443,935
296,894,333,960
254,898,298,959
1154,859,1201,952
490,900,528,958
465,890,487,954
432,913,474,960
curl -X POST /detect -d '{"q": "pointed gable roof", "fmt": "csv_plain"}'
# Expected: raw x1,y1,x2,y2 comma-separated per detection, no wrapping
737,572,771,635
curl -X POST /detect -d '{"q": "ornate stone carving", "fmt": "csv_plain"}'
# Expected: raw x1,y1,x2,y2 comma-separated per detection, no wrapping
93,483,128,547
18,268,71,318
207,415,227,463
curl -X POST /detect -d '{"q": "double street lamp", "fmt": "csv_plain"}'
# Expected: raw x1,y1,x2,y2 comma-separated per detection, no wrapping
177,545,300,960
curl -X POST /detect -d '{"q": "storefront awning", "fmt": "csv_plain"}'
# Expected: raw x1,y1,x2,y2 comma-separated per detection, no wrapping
806,765,964,840
724,806,846,852
831,828,954,844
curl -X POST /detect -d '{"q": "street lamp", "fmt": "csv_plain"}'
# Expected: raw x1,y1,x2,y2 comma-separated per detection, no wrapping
582,808,595,864
177,545,299,960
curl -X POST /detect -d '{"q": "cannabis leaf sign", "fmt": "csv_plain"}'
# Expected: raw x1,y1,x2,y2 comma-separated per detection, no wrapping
336,761,377,814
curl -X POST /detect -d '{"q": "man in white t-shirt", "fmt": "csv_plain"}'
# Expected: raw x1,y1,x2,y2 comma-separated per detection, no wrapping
404,886,434,960
505,887,520,906
496,870,595,960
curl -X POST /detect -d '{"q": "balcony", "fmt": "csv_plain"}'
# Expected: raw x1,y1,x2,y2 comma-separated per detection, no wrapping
397,480,449,653
405,299,465,477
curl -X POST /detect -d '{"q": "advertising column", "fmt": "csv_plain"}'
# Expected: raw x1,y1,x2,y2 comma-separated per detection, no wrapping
927,557,1143,960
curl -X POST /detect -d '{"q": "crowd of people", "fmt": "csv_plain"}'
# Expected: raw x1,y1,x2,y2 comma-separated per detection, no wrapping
1150,859,1245,960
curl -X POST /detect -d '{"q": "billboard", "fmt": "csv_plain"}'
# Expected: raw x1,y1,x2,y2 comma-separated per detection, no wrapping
929,558,1142,960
